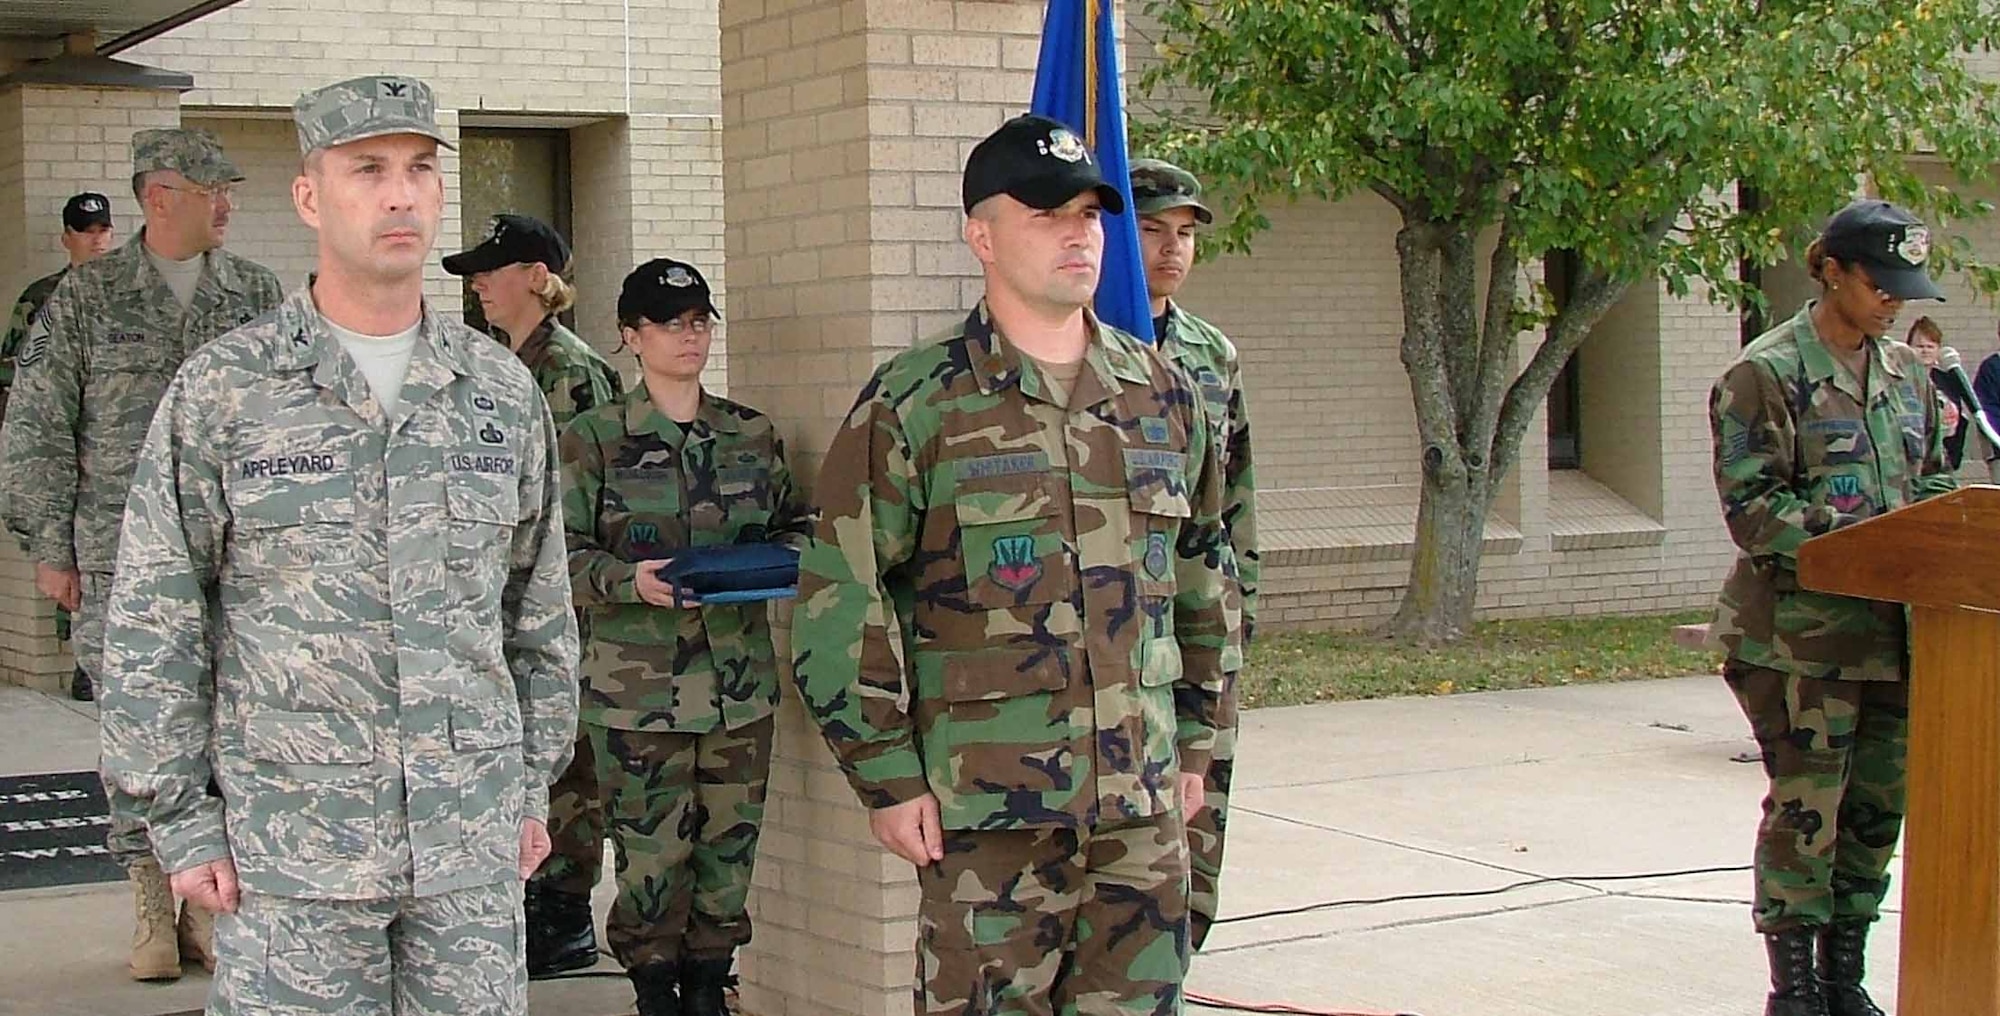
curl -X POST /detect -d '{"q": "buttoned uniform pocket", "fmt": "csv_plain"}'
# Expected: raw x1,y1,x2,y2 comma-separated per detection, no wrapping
930,648,1075,803
955,472,1076,610
225,470,359,573
1124,449,1191,600
445,465,522,592
227,711,376,861
607,466,681,559
451,698,526,860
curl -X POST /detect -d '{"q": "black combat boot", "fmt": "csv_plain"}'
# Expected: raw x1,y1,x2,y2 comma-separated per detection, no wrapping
1818,920,1887,1016
680,955,738,1016
630,962,682,1016
69,666,92,702
1765,928,1830,1016
523,878,599,978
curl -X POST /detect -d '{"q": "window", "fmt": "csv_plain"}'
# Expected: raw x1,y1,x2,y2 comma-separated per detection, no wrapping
1545,249,1582,470
457,127,573,333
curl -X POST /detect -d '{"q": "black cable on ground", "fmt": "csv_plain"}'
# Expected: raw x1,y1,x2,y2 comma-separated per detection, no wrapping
1213,863,1753,925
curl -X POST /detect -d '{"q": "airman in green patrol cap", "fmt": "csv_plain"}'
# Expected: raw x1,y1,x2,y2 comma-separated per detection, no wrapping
100,75,575,1016
1131,157,1259,962
1,123,283,981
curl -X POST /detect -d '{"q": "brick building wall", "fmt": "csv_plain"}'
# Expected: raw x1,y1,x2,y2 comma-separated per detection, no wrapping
122,0,727,385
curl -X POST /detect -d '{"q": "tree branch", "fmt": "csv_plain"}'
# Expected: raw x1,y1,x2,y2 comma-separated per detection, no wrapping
1488,212,1674,479
1375,2,1425,65
1438,226,1481,442
1463,211,1523,464
1395,218,1464,482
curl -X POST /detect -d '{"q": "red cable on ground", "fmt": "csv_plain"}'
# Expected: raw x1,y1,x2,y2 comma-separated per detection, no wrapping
1185,988,1421,1016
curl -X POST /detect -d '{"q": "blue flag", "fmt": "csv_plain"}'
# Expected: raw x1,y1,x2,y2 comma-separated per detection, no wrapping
1031,0,1154,343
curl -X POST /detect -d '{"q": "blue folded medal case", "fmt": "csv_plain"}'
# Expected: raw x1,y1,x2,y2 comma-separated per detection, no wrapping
652,543,800,605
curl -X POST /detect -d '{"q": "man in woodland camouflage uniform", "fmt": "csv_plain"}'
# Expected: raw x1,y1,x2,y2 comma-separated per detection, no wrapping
793,113,1234,1015
1131,156,1259,957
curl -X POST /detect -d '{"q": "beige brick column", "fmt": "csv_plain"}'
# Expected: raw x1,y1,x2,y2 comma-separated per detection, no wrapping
0,82,180,691
720,1,1040,1013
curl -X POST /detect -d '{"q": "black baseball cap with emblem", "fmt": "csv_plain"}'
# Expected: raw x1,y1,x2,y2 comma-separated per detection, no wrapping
962,113,1125,215
1822,199,1945,302
619,258,720,324
443,214,571,277
62,193,112,232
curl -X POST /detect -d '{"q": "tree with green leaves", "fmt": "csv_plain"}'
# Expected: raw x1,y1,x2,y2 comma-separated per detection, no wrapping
1137,0,2000,644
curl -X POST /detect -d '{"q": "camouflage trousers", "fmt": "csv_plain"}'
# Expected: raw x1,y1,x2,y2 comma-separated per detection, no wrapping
533,731,606,896
78,570,150,869
207,883,526,1015
916,811,1189,1016
588,716,774,970
1726,663,1909,933
1185,676,1238,954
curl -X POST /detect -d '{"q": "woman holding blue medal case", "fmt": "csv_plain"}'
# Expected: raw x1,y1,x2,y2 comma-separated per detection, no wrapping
558,257,813,1016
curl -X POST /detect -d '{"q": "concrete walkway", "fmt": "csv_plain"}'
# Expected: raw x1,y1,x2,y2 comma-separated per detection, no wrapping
0,676,1899,1016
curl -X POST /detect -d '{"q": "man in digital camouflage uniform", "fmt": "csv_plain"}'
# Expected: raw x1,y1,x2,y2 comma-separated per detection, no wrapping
564,258,814,1015
1710,199,1957,1016
98,75,577,1015
1,191,119,699
793,113,1234,1015
0,130,283,981
446,210,623,978
1130,157,1259,958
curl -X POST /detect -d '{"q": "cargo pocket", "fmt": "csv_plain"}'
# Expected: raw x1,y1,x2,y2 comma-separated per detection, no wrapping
451,699,526,848
935,648,1074,798
236,711,375,861
955,473,1075,610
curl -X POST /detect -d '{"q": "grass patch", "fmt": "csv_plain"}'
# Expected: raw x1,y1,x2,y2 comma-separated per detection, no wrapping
1239,610,1721,710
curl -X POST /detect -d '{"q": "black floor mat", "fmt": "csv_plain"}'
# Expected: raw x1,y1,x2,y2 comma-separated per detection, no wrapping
0,771,123,890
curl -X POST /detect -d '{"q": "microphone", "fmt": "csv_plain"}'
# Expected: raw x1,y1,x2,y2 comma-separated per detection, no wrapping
1938,346,2000,454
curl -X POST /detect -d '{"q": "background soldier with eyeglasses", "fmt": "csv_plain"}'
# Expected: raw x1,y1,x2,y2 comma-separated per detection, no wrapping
0,127,282,983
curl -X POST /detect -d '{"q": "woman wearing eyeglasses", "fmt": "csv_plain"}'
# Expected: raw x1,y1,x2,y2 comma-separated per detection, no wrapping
559,258,812,1016
1709,199,1958,1016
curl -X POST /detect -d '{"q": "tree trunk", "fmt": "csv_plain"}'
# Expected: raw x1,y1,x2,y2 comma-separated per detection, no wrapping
1390,460,1498,644
1383,214,1511,645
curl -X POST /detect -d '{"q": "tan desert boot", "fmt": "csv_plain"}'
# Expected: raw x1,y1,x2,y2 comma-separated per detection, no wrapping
128,859,181,981
177,899,217,974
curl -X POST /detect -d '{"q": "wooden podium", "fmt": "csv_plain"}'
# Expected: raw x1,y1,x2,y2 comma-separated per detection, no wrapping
1798,485,2000,1015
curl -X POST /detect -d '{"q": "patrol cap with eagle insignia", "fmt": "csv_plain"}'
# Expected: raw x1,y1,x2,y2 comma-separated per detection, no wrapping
292,74,454,156
1129,158,1212,224
62,192,112,232
1821,199,1945,302
443,214,571,276
961,113,1125,215
618,257,720,324
132,129,243,187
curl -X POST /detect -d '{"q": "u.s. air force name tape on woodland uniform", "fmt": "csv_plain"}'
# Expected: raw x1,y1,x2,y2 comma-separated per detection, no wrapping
99,74,574,1016
792,285,1235,1008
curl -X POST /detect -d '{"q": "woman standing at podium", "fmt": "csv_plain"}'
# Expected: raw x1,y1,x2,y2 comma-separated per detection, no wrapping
1709,199,1960,1016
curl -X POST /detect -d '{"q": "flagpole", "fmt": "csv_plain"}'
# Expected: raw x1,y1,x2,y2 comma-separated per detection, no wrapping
1083,0,1099,147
